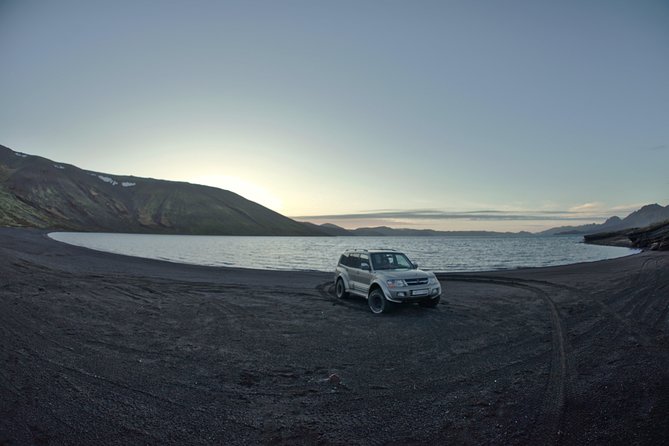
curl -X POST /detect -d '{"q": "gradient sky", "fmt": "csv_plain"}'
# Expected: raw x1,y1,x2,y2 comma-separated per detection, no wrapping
1,0,667,231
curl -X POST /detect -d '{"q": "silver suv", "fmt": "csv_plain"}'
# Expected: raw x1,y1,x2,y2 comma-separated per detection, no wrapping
334,249,441,314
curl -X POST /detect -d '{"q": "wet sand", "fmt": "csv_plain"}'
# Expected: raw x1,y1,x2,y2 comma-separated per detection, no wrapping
1,228,668,445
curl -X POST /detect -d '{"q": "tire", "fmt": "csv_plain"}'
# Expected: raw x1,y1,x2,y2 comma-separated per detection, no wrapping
420,296,440,308
335,278,348,299
368,288,393,314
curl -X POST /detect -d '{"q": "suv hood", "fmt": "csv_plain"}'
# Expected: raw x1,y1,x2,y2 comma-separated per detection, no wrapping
376,269,433,280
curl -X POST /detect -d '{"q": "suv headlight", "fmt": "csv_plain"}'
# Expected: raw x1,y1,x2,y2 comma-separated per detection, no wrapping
386,279,407,288
427,277,438,285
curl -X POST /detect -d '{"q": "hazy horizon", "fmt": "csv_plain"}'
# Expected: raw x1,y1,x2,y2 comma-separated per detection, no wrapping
1,1,667,231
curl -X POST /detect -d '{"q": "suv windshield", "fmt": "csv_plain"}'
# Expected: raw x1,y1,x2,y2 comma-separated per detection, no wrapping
370,252,413,270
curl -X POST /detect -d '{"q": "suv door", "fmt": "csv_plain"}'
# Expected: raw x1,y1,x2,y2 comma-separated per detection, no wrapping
358,253,373,295
348,254,361,292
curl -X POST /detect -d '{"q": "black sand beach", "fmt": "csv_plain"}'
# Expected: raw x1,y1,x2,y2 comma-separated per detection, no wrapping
1,228,668,445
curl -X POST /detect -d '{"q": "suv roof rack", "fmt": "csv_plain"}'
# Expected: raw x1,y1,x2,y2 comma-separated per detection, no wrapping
344,248,398,253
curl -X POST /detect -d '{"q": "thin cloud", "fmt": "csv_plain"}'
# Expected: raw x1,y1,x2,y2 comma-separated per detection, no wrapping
569,202,605,213
646,144,667,151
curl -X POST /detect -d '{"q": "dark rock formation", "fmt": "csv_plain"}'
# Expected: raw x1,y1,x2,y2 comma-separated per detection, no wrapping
584,219,669,251
628,220,669,251
583,230,636,248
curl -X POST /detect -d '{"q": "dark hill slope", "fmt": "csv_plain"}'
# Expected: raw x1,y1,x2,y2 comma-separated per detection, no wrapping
0,145,323,235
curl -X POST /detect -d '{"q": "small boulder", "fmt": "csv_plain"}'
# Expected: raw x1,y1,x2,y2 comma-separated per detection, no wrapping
327,373,341,385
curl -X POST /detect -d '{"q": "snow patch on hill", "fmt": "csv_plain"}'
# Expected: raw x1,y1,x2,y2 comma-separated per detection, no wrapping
97,175,119,186
86,172,135,187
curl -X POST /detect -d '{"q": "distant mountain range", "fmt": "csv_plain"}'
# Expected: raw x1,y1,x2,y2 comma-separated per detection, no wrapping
2,144,667,238
0,145,323,235
302,222,533,237
306,205,669,237
540,204,669,235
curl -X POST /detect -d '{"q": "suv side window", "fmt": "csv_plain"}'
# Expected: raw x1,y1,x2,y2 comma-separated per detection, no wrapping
359,254,370,270
349,254,360,269
338,254,348,266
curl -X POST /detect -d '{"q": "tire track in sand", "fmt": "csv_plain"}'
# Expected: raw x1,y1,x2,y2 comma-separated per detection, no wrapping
318,275,569,444
437,274,569,445
316,281,370,313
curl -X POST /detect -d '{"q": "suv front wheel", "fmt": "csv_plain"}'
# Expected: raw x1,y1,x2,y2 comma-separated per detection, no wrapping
368,288,393,314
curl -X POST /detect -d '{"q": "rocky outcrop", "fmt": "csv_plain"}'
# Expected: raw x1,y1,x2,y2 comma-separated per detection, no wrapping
628,220,669,251
582,230,636,248
584,219,669,251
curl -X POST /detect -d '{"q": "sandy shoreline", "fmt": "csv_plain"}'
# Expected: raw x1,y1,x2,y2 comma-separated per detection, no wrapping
1,228,668,445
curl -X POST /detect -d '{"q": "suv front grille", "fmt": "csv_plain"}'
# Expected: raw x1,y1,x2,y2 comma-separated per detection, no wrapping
405,278,428,286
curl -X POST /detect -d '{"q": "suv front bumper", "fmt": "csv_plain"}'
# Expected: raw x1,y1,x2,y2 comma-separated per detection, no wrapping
387,286,441,303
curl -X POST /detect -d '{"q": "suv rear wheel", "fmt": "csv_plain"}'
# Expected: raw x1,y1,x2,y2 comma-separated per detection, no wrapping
335,278,348,299
368,288,392,314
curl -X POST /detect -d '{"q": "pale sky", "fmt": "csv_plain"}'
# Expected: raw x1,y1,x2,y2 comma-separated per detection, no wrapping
1,0,667,231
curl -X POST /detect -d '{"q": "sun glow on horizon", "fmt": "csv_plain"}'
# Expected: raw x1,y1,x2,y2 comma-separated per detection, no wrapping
188,174,283,212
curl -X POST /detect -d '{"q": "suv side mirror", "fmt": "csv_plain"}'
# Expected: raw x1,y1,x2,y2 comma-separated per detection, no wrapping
360,262,370,271
412,262,418,269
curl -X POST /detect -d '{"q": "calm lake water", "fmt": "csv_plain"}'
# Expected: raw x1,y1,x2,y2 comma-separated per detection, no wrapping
48,232,638,273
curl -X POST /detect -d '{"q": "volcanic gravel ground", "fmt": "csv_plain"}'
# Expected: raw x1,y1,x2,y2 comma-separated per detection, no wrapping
1,228,668,445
